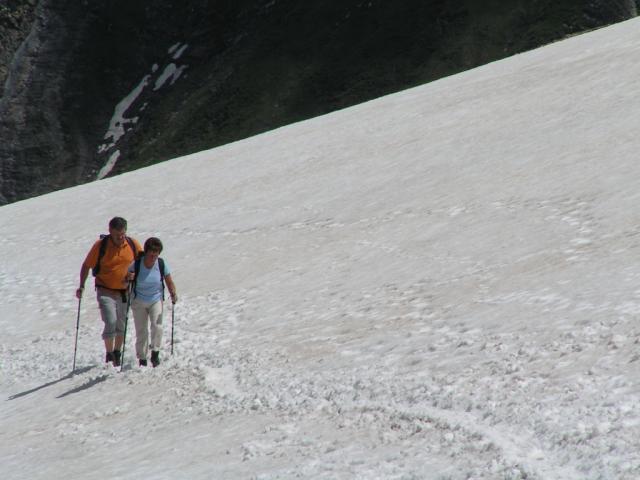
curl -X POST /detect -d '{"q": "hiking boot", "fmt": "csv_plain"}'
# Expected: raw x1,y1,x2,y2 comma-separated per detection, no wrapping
139,359,148,367
105,351,114,363
112,349,122,367
150,350,160,368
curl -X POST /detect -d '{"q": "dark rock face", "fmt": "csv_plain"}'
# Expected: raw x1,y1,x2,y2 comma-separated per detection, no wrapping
0,0,637,204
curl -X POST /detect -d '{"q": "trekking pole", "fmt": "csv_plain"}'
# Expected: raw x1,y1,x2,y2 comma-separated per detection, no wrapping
120,283,133,372
171,301,175,355
72,296,82,373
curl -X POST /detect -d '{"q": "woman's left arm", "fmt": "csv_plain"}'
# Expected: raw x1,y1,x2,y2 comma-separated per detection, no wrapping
165,274,178,304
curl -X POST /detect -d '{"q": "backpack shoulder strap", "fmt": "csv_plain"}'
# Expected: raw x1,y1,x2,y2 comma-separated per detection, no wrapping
93,235,110,277
126,236,138,259
158,258,165,278
158,258,166,300
132,256,142,297
134,256,142,276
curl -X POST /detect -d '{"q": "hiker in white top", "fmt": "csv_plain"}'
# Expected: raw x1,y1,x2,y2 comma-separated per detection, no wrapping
128,237,178,367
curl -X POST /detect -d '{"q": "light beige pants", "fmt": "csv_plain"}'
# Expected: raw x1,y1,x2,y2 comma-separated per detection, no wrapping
131,298,163,360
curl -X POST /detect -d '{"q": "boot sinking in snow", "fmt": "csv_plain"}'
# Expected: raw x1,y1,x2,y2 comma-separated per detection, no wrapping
150,350,160,368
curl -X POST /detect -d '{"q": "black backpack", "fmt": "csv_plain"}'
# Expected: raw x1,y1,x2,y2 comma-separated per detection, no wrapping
92,234,138,277
133,256,166,299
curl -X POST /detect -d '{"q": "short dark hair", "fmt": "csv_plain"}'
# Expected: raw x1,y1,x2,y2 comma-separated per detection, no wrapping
144,237,163,253
109,217,128,231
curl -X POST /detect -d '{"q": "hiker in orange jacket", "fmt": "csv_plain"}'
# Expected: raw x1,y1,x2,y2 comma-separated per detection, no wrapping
76,217,143,366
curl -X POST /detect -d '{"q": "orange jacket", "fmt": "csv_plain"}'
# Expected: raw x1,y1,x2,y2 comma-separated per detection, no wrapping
83,237,143,290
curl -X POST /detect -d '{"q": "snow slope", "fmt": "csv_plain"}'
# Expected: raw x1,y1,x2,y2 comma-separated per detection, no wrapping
2,17,640,479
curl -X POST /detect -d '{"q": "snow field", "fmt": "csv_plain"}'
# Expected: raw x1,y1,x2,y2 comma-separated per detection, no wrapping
2,16,640,480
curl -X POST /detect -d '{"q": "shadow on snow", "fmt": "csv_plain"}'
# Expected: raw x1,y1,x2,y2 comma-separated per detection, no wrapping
7,366,96,400
56,373,110,398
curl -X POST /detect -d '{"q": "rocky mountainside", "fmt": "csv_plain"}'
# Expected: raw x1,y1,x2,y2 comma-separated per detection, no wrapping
0,0,637,204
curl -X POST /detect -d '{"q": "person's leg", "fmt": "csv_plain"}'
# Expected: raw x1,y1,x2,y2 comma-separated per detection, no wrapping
113,292,128,352
103,337,114,353
131,298,150,361
97,290,118,362
148,301,164,354
149,301,164,367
